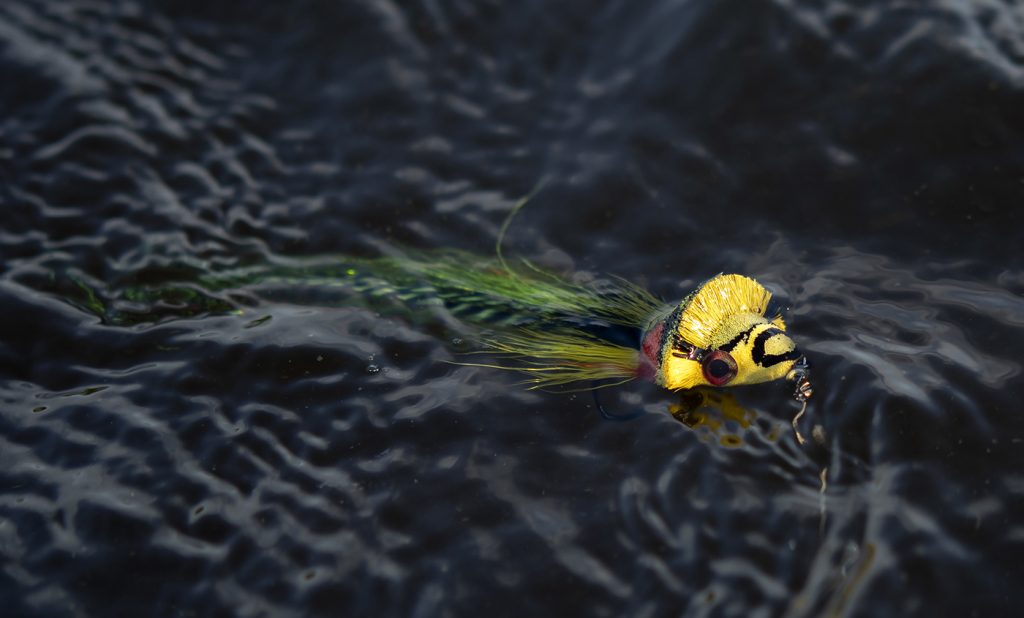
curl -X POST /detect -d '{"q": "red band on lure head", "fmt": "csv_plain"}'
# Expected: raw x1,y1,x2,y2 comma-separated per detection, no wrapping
637,320,665,381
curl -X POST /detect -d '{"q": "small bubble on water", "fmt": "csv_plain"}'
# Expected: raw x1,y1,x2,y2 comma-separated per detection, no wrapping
366,364,380,374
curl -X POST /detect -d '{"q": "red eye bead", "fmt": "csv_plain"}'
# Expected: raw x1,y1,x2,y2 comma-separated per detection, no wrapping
702,350,738,386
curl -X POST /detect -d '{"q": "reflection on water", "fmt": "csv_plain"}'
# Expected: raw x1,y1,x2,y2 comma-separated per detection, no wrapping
670,388,771,448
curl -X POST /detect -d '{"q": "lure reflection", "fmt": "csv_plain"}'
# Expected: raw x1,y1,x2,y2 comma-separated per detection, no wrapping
669,388,788,447
671,388,756,446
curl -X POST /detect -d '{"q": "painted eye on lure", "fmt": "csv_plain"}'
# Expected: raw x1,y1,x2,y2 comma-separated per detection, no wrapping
701,350,738,386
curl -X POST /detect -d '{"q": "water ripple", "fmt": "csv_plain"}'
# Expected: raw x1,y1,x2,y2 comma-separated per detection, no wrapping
2,0,1024,616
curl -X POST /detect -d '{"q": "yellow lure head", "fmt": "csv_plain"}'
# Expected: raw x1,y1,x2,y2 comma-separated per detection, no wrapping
639,274,806,395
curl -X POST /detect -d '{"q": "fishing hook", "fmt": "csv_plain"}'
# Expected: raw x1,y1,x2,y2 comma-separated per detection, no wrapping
592,381,644,421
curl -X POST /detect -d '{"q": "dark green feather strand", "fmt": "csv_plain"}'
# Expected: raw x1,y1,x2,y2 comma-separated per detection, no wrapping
62,250,661,388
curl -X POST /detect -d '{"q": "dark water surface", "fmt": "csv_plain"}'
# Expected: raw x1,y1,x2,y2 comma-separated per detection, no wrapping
3,1,1024,616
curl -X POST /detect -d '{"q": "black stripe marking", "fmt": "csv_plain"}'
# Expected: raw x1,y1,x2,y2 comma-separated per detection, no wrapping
750,327,801,367
719,325,756,353
761,349,802,367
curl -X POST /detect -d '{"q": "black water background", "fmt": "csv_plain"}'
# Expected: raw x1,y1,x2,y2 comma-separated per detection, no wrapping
2,1,1024,616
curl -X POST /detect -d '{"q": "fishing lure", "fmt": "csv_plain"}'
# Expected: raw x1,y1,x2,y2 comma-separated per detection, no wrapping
70,248,812,405
55,191,813,435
